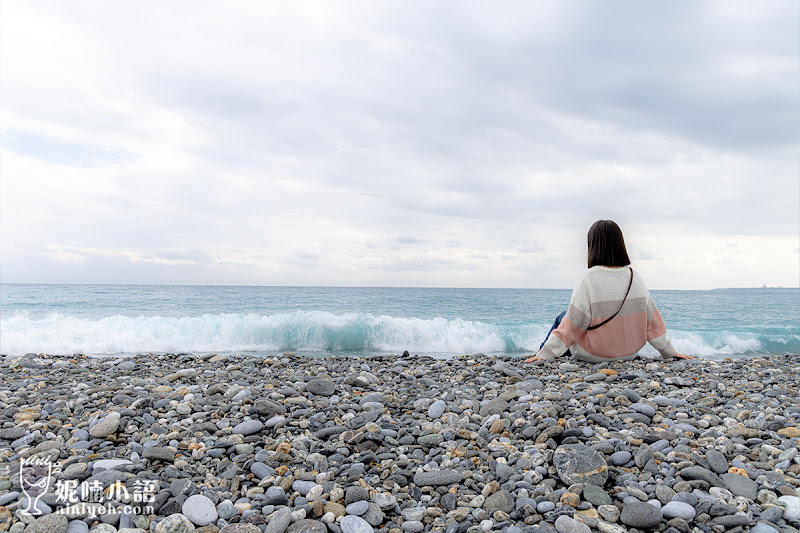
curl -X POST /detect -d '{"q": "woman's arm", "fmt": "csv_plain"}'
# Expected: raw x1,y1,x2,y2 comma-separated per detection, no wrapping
645,296,679,359
528,279,592,361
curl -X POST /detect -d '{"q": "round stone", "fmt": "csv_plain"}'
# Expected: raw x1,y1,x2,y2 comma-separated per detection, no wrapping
143,446,176,462
287,519,327,533
582,485,612,507
482,490,514,514
154,514,195,533
89,412,120,438
265,507,293,533
412,470,462,487
598,504,620,523
345,500,370,516
340,515,374,533
428,400,446,418
306,379,335,396
778,495,800,520
231,419,263,436
554,515,591,533
721,473,757,500
220,525,262,533
661,501,696,521
553,444,608,486
705,449,728,474
23,513,68,533
373,493,396,510
182,494,218,526
66,521,89,533
620,502,663,528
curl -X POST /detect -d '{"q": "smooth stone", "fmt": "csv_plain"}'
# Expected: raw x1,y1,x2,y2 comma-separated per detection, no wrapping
340,515,374,533
609,451,632,466
680,466,724,487
751,523,781,533
418,433,444,447
217,503,239,520
428,400,446,418
705,449,728,474
721,473,757,500
88,526,116,533
19,497,51,515
778,495,800,520
265,507,293,533
89,413,120,438
287,519,327,533
292,480,317,495
760,507,784,523
23,513,68,533
182,494,218,526
620,502,663,528
553,444,608,486
220,525,262,533
250,462,273,479
373,493,396,510
583,485,612,507
555,515,591,533
66,521,89,533
93,459,133,471
143,446,176,462
412,470,462,487
538,501,556,513
0,492,20,505
307,379,335,397
482,490,514,514
660,501,696,521
401,521,424,533
345,501,370,516
232,419,263,436
630,403,656,417
401,508,427,522
345,486,369,505
712,514,752,527
154,514,195,533
361,503,384,527
265,416,286,428
597,505,620,523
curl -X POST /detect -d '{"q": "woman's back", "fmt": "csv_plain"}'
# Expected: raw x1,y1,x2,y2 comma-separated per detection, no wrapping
531,220,685,362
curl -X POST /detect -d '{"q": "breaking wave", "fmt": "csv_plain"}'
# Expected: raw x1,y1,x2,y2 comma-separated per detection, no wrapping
1,311,797,358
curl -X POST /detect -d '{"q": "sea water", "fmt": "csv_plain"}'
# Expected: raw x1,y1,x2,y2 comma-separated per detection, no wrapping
1,284,797,359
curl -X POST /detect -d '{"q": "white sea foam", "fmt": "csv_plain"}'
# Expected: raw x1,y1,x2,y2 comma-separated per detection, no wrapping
0,311,794,358
0,311,547,356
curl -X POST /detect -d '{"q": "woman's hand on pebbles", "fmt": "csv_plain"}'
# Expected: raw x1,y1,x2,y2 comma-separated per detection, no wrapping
675,353,694,360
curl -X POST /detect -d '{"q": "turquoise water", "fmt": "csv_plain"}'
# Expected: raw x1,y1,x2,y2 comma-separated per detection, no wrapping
1,284,798,359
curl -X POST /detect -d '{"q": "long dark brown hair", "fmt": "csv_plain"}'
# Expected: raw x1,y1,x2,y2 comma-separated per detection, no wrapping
587,220,631,268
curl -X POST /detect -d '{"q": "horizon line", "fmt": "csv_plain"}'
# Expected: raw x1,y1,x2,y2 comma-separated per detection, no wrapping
1,281,797,291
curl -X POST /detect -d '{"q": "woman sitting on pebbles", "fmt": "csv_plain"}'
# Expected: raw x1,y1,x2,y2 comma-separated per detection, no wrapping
527,219,692,362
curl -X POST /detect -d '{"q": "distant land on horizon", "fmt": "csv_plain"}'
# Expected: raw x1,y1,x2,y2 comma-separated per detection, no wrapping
710,286,799,291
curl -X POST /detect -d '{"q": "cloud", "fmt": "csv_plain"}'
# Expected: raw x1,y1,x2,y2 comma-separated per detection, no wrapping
395,235,427,245
0,1,797,288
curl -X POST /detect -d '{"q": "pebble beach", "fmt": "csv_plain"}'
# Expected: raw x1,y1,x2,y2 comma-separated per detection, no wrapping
1,352,799,533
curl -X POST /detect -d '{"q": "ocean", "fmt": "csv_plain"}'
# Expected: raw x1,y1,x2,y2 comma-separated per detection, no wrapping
0,284,798,359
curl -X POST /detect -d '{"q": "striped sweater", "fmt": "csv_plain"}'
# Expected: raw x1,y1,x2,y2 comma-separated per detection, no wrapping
538,266,677,362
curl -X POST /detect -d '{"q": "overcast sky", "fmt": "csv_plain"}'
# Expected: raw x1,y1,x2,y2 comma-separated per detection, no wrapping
1,1,798,289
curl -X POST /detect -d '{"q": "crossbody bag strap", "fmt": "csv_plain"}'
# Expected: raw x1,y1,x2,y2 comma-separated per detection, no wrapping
587,267,633,331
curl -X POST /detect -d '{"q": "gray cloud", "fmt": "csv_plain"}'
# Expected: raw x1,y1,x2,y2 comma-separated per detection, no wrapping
1,0,797,288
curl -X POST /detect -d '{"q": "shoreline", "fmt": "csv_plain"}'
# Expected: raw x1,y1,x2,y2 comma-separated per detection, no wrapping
0,352,798,533
2,350,796,362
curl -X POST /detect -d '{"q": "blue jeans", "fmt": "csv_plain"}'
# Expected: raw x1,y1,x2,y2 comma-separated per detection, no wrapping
541,311,571,356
